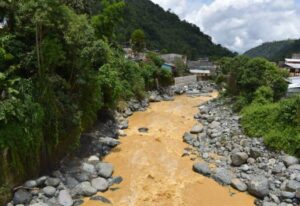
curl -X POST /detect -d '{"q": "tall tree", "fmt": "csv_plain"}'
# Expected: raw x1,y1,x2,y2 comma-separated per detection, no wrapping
131,29,146,53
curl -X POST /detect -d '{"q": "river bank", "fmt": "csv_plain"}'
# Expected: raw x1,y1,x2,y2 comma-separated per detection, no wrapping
7,81,300,206
82,92,254,206
189,98,300,206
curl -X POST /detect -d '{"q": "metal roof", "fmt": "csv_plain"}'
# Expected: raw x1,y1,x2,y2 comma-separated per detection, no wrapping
286,58,300,63
189,70,210,74
285,63,300,69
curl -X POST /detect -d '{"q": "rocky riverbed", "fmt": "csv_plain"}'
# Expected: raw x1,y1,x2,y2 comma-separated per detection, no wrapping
188,98,300,206
7,81,299,206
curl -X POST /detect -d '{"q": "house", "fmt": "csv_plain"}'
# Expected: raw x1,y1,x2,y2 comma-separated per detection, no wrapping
160,53,187,65
187,59,217,77
285,53,300,76
287,77,300,95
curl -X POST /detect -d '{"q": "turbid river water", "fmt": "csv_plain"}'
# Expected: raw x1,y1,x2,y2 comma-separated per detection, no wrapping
83,93,255,206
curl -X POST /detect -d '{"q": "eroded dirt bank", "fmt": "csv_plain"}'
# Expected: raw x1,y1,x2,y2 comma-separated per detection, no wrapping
83,94,255,206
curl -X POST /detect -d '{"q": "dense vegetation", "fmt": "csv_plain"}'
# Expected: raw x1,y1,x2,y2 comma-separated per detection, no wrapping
217,56,300,156
117,0,236,60
244,39,300,62
0,0,173,203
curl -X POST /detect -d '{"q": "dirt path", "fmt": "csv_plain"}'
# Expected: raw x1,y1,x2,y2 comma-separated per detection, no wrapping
83,93,255,206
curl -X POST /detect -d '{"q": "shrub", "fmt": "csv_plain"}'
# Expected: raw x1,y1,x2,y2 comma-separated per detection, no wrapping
241,95,300,156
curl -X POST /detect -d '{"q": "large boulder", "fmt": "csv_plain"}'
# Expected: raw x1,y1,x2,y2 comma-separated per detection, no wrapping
213,168,234,185
24,180,37,188
45,177,61,187
190,124,204,134
288,164,300,171
231,178,247,192
96,162,114,178
247,176,269,198
42,186,56,197
231,152,248,166
13,189,32,205
58,190,73,206
81,163,96,175
285,180,300,192
193,162,211,176
72,182,97,197
283,155,299,166
183,132,194,143
91,177,109,192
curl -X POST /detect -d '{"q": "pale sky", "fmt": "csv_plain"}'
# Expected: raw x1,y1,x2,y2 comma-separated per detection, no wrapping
151,0,300,53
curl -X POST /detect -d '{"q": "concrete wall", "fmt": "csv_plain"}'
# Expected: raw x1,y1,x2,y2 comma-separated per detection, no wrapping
174,75,197,86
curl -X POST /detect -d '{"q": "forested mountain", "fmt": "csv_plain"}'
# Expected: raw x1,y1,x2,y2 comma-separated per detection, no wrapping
117,0,235,59
244,39,300,62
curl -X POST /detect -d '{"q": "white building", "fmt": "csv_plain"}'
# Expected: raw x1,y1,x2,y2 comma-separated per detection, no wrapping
285,53,300,76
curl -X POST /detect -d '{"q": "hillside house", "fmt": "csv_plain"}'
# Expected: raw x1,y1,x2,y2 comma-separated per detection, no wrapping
160,53,187,65
188,59,217,78
285,53,300,76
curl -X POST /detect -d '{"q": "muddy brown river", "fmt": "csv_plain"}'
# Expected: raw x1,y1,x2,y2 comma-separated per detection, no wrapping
83,93,255,206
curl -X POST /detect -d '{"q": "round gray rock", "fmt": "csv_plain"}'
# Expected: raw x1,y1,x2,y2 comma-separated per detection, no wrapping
45,177,60,187
96,162,114,178
13,189,32,205
183,132,194,143
247,176,269,198
285,180,300,192
24,180,37,188
72,182,97,197
231,178,247,192
91,177,109,192
58,190,73,206
42,186,56,197
231,152,248,166
193,162,211,176
213,168,234,185
190,124,204,134
283,156,299,166
81,163,96,175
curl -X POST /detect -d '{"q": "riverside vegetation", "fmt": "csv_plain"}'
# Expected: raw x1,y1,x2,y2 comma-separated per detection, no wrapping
0,0,174,204
1,0,300,205
216,56,300,157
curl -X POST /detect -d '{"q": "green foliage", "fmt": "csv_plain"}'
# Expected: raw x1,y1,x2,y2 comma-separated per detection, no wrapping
91,0,125,40
0,0,175,204
173,57,187,77
131,29,146,53
146,52,164,67
117,0,235,60
253,86,274,104
217,56,288,109
217,55,298,156
241,96,300,156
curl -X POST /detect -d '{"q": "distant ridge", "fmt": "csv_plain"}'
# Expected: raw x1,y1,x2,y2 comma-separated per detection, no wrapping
117,0,235,59
244,39,300,62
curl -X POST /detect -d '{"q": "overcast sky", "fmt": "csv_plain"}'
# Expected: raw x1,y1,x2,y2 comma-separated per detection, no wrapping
151,0,300,53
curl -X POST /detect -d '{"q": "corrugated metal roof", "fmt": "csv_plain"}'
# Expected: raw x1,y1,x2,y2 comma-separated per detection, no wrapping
286,63,300,69
286,58,300,63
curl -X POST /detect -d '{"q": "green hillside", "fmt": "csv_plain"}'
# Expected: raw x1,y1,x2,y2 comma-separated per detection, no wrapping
244,39,300,62
117,0,235,59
